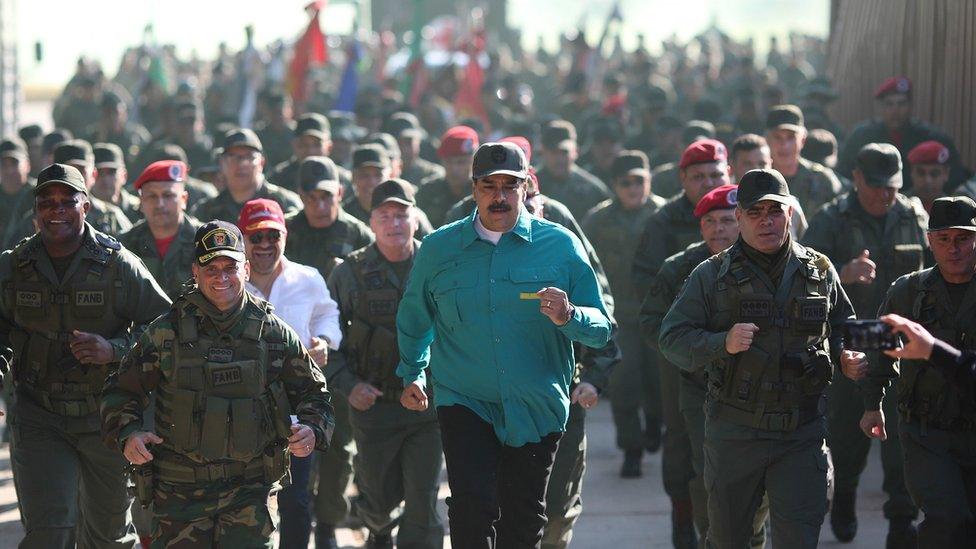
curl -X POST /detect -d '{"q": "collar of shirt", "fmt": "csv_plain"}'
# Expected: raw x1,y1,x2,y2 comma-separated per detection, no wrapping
461,205,533,249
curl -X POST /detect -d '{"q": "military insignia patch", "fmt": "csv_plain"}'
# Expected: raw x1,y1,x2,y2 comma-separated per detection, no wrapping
16,291,42,308
368,299,397,316
739,298,771,319
75,291,105,306
210,365,242,386
208,348,234,363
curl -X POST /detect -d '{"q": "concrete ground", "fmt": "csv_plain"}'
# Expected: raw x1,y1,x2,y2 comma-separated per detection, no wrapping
0,401,892,548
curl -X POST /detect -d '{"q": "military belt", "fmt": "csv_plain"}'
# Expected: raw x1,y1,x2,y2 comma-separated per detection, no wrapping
900,411,976,432
22,385,99,417
714,398,822,432
154,457,265,484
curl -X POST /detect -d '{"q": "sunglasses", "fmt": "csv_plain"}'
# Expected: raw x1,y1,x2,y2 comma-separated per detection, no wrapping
248,230,282,244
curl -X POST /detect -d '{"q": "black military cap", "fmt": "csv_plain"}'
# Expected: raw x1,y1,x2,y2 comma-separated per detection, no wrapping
42,129,73,155
93,143,124,168
856,143,903,188
472,142,529,180
612,150,650,180
766,104,805,132
222,128,263,153
928,197,976,232
0,137,28,160
329,111,366,142
53,139,94,165
590,118,623,142
801,129,837,165
35,163,88,196
541,120,578,149
194,220,246,265
298,156,340,193
294,113,331,139
365,132,401,160
737,169,792,209
18,124,44,141
370,178,415,209
385,112,423,139
352,144,391,170
143,142,189,164
682,120,716,144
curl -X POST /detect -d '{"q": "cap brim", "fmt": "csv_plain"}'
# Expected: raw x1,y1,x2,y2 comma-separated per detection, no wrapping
354,161,388,169
928,225,976,232
864,173,903,189
197,250,246,265
296,130,327,140
243,220,287,234
94,161,123,169
619,168,650,179
473,169,529,180
34,179,88,196
377,197,415,207
301,180,341,193
740,194,793,209
1,151,26,160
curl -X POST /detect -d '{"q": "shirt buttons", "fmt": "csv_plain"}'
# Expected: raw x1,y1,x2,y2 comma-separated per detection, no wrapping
495,337,501,343
490,278,496,284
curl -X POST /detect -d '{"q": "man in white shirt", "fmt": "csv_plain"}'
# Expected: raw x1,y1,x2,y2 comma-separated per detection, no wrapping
238,197,341,549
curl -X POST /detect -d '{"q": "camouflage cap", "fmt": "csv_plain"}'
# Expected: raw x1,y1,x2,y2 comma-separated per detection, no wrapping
194,220,246,265
927,197,976,232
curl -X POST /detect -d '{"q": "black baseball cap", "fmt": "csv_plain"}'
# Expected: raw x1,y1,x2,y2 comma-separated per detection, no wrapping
352,144,391,170
298,156,340,193
35,163,88,196
370,178,415,209
612,150,650,180
18,124,43,141
142,142,189,164
541,120,577,149
736,169,792,209
42,129,73,155
365,132,401,160
53,139,94,166
472,142,529,180
294,113,331,140
927,197,976,232
856,143,903,188
222,128,263,153
385,112,423,139
0,137,28,160
194,220,246,265
766,104,805,133
682,120,716,145
93,143,124,168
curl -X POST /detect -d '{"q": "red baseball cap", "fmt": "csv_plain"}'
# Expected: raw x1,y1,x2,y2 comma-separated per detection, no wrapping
907,140,950,166
874,76,912,99
500,136,532,163
133,160,188,190
437,126,479,159
694,184,738,217
238,199,287,235
679,139,728,169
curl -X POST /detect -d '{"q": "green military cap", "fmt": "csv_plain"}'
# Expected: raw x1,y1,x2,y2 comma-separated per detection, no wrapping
927,197,976,232
856,143,902,189
298,156,340,193
93,142,124,168
385,112,424,139
0,136,28,160
42,129,73,155
222,128,263,153
541,120,577,150
365,132,401,160
35,163,88,196
766,104,805,133
294,113,331,139
18,124,44,141
352,144,390,170
370,178,415,209
612,150,650,180
682,120,716,144
472,142,529,180
53,139,94,165
194,220,246,265
736,168,792,209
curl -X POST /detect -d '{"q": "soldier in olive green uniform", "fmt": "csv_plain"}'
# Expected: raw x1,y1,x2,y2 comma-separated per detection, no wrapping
101,220,335,549
583,151,666,477
82,91,152,166
268,113,354,196
534,120,612,222
0,137,37,249
661,169,862,548
803,143,925,544
93,143,142,223
390,115,444,188
191,129,302,224
134,142,218,208
326,179,444,548
119,160,201,300
254,91,296,171
415,126,479,228
345,145,434,238
866,197,976,548
1,163,171,548
647,121,719,202
765,105,843,217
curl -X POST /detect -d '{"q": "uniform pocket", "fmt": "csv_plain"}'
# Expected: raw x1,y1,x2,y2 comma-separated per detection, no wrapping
430,272,479,327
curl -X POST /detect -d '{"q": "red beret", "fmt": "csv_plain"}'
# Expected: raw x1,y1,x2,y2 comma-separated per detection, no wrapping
694,184,738,217
907,140,950,166
437,125,479,159
680,139,728,169
875,76,912,99
500,135,532,163
133,160,188,190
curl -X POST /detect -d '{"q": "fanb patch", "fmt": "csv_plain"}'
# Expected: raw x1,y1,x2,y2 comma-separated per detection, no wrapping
739,298,772,320
208,348,234,363
368,299,397,316
211,365,242,387
75,291,105,306
797,298,828,322
16,291,42,308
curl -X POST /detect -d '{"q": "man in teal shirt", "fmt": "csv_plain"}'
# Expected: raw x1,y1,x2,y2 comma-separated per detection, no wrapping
395,141,612,549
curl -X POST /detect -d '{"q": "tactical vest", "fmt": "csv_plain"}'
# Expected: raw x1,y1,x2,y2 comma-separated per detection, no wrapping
152,298,294,484
707,247,834,431
4,234,126,417
897,271,976,429
346,253,407,400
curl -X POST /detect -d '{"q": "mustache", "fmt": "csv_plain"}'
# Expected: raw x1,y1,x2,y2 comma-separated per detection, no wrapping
488,203,511,213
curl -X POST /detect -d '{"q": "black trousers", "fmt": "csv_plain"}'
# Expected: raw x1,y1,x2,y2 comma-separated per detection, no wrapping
437,404,562,549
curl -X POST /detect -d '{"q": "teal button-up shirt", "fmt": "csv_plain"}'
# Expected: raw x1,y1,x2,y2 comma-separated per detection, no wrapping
396,207,612,446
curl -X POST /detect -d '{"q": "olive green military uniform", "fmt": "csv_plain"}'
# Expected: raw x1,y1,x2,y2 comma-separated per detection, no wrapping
283,208,373,535
12,195,137,244
641,241,770,547
255,124,295,172
533,164,613,222
0,223,171,549
190,181,302,224
400,158,444,188
343,196,434,239
0,179,36,249
101,289,335,549
415,176,472,228
115,189,143,224
783,158,843,218
650,162,682,200
83,124,152,166
325,241,445,547
118,216,201,300
874,267,976,546
583,197,666,458
269,157,354,197
803,192,926,523
660,239,852,548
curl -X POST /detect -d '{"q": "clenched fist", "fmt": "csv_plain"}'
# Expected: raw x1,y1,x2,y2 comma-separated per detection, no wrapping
725,323,759,354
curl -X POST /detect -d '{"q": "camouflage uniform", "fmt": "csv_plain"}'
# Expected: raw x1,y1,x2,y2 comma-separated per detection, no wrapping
326,241,444,547
118,216,201,300
803,192,926,525
190,181,302,225
100,290,335,548
533,164,613,222
782,158,844,218
0,224,171,548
